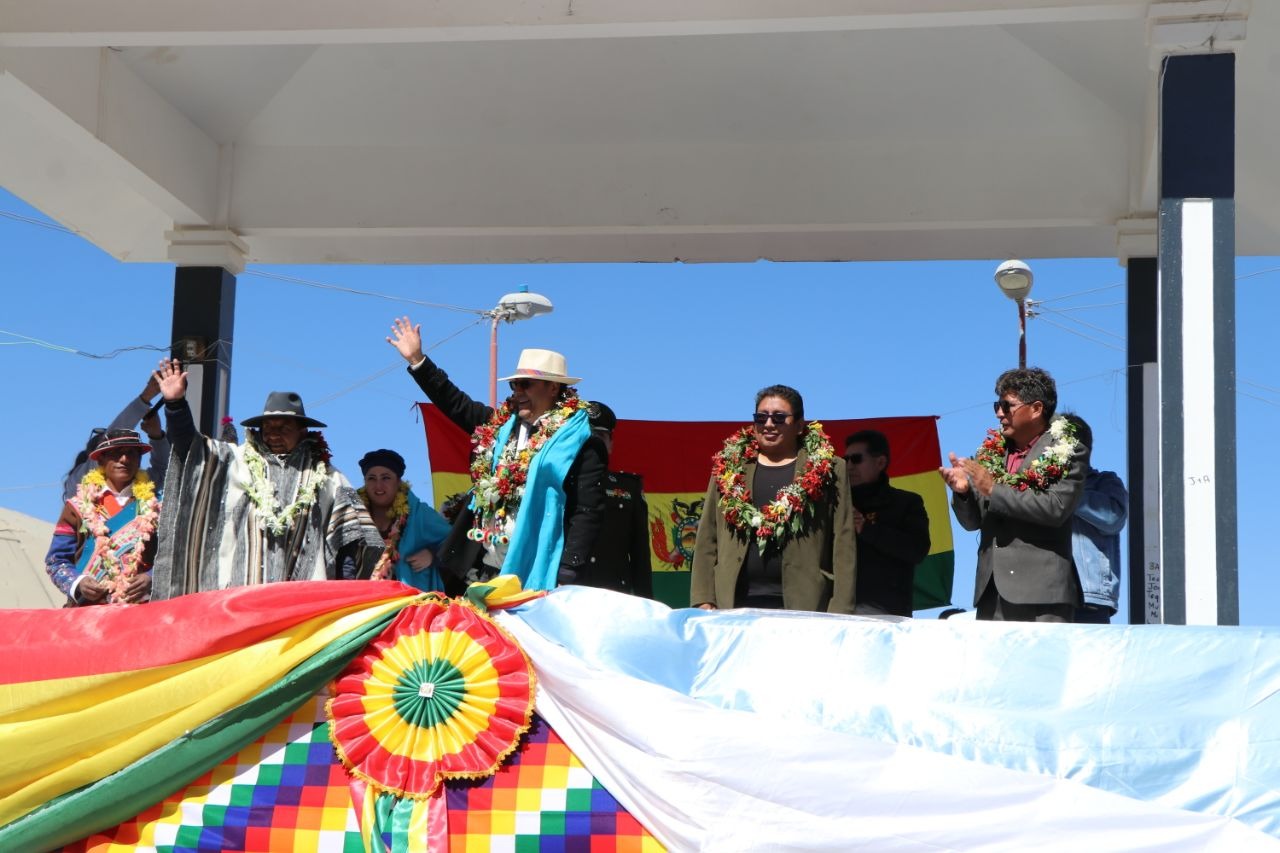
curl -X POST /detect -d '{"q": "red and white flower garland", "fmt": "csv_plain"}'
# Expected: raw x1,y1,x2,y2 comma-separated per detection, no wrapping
973,415,1080,492
711,422,837,553
467,393,589,547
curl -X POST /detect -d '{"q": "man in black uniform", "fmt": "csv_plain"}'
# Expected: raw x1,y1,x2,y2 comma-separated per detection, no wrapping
845,429,931,617
583,402,653,597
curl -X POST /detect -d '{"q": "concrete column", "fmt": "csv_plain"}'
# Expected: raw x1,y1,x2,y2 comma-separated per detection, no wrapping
1156,52,1238,625
1124,255,1158,625
170,267,236,436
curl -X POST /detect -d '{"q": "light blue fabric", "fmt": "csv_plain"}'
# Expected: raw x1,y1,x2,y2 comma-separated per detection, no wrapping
507,586,1280,838
1072,468,1129,610
391,490,451,593
494,409,591,590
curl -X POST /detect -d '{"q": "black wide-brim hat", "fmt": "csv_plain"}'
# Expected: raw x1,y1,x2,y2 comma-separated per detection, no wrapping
240,391,327,429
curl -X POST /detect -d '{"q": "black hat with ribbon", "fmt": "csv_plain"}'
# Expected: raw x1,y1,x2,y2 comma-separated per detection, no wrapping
89,429,153,461
240,391,327,429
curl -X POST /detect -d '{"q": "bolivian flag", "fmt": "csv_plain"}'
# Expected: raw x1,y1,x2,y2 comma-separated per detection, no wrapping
421,406,953,611
0,582,419,851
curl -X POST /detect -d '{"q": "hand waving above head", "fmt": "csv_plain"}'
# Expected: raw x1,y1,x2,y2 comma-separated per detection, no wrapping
387,317,425,365
154,358,188,402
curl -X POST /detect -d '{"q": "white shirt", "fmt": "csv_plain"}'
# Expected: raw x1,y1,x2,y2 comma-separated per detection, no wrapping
480,417,541,570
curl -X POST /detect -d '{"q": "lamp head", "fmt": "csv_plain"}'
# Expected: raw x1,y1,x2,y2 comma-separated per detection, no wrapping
994,259,1034,302
496,288,554,322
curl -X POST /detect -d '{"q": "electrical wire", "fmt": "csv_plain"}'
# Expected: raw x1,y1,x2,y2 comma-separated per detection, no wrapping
0,210,495,317
1034,306,1125,342
1032,315,1125,352
1037,302,1124,313
1240,378,1280,396
1032,283,1124,305
0,329,184,359
0,481,61,492
0,209,73,233
309,317,485,407
243,270,489,316
1235,265,1280,283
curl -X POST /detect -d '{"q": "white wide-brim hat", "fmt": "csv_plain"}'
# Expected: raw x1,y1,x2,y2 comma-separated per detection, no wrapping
498,348,582,385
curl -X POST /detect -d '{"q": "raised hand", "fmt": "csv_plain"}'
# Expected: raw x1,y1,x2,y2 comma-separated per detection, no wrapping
141,370,161,402
387,316,425,364
154,358,188,402
140,409,164,440
938,452,972,494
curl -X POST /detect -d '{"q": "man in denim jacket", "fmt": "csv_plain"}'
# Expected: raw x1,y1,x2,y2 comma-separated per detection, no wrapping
1062,414,1129,623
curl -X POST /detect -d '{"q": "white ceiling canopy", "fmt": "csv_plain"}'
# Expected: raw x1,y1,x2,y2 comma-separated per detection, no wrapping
0,0,1273,267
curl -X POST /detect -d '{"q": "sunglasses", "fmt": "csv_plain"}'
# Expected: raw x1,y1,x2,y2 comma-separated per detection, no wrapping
844,452,865,464
752,412,793,426
509,379,535,391
993,399,1030,416
98,446,142,459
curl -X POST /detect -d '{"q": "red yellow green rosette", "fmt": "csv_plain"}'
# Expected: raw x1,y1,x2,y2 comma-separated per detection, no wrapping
327,597,535,799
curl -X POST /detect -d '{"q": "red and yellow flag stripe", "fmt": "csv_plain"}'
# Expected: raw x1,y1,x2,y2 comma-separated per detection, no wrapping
0,582,420,829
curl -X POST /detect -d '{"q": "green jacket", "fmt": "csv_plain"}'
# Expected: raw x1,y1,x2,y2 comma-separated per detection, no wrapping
690,448,857,613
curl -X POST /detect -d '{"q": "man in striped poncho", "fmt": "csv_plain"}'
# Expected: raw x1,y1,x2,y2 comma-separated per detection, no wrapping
148,359,383,599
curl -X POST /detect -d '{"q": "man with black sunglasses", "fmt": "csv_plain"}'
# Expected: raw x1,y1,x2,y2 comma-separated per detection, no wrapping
844,430,930,617
388,317,606,593
938,367,1089,622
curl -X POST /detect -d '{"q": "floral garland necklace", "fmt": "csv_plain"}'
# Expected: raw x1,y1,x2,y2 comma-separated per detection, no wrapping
467,392,590,547
712,422,838,553
243,432,331,536
73,469,160,603
974,415,1080,492
359,481,411,581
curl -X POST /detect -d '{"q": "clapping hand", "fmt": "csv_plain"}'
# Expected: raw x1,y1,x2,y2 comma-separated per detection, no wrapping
959,457,995,496
938,452,972,494
387,317,425,365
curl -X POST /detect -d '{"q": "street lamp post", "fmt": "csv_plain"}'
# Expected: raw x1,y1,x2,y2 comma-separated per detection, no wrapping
994,260,1035,368
486,286,554,406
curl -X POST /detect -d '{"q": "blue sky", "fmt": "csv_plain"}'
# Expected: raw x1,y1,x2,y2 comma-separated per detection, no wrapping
2,187,1277,623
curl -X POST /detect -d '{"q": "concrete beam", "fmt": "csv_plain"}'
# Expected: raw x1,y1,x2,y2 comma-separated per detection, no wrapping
0,1,1150,47
231,221,1120,265
0,47,220,257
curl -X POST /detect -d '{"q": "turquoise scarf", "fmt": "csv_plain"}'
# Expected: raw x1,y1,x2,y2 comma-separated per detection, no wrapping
491,409,591,590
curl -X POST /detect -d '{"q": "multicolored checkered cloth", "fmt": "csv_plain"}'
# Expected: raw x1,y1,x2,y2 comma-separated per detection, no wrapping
65,693,363,853
64,693,662,852
446,715,663,851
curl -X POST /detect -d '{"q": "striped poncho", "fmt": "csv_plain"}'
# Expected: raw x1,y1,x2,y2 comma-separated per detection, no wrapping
150,405,383,598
